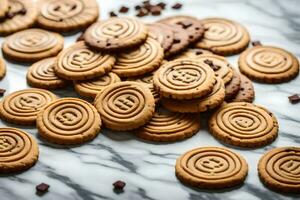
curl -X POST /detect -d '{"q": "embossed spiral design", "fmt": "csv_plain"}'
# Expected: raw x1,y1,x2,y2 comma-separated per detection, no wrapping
28,57,61,81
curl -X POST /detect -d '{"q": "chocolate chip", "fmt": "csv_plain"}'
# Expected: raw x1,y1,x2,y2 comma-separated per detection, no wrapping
136,9,148,17
157,2,166,9
172,3,182,9
252,40,262,46
109,11,118,17
150,6,161,16
176,21,192,29
36,183,50,194
113,180,126,192
0,89,6,96
288,94,300,104
19,8,27,15
135,5,142,10
119,6,129,13
6,12,15,19
204,59,220,71
173,38,181,44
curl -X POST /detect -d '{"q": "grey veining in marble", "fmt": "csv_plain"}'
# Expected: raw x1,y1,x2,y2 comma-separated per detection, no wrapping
0,0,300,199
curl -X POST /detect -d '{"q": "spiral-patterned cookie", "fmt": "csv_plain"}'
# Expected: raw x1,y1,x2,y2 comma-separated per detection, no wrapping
0,128,39,173
153,59,215,99
84,17,148,51
0,0,38,36
37,0,99,32
230,74,255,103
146,23,174,52
112,38,164,77
135,109,200,142
239,46,299,83
94,81,155,131
37,98,101,145
195,18,250,56
55,41,115,80
27,57,67,89
209,102,278,148
258,147,300,193
2,28,64,62
0,57,6,79
0,89,57,125
74,72,121,98
176,147,248,189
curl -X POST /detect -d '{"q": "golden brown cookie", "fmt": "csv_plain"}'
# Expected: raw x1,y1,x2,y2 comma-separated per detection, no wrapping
135,109,200,142
258,147,300,193
0,127,39,173
0,57,6,80
230,74,255,103
153,59,215,99
112,37,164,77
37,0,99,32
195,18,250,56
55,41,115,80
146,23,174,52
84,17,148,51
0,88,57,125
94,81,155,131
209,102,278,148
161,77,225,113
239,46,299,83
172,48,212,60
225,68,241,101
2,28,64,62
0,0,38,36
0,0,8,19
27,57,67,89
37,98,101,145
74,72,121,98
176,146,248,189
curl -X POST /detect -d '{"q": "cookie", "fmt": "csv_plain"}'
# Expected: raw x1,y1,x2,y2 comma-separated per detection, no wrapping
146,23,174,52
209,102,278,148
158,15,204,43
37,98,101,145
74,72,121,98
258,147,300,193
0,57,6,79
2,28,64,63
135,109,200,142
238,46,299,83
55,41,115,80
225,68,241,101
161,77,225,113
84,17,148,51
112,37,164,77
37,0,99,32
175,146,248,189
0,88,57,125
153,59,215,99
0,0,8,19
27,57,67,89
230,74,255,103
0,127,39,173
172,48,212,60
195,18,250,56
94,81,155,131
0,0,38,36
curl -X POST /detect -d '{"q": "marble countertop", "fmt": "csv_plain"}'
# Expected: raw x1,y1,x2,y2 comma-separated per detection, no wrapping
0,0,299,199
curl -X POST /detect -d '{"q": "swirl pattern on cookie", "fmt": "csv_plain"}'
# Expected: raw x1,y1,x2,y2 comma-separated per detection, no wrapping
112,38,164,77
84,17,148,51
195,18,250,56
94,81,155,131
209,102,278,147
55,41,115,80
0,57,6,79
153,59,215,99
176,147,248,189
0,88,57,125
239,46,299,83
37,98,101,145
0,128,39,173
258,147,300,193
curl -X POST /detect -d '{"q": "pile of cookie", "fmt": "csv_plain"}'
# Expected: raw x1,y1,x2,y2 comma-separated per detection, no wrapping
0,0,299,194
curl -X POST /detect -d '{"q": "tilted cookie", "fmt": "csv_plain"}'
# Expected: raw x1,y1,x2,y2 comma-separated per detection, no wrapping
146,23,174,52
0,57,6,79
225,68,241,101
230,74,255,103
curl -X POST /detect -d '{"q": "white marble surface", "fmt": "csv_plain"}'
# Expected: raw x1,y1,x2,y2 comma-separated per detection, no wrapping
0,0,300,199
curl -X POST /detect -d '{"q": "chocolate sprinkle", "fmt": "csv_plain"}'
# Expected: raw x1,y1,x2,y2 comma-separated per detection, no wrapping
288,94,300,104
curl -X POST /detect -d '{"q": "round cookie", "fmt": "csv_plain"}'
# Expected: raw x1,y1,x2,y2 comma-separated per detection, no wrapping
94,81,155,131
55,41,115,80
112,38,164,77
225,68,241,101
0,88,57,125
0,0,8,19
230,74,255,103
161,77,225,113
175,146,248,189
37,98,101,145
84,17,148,51
0,127,39,173
258,147,300,193
37,0,99,32
135,109,200,142
195,18,250,56
172,48,212,60
153,59,215,100
0,0,38,36
0,57,6,79
27,57,67,89
146,23,174,52
238,46,299,83
74,72,121,98
2,28,64,63
209,102,278,148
